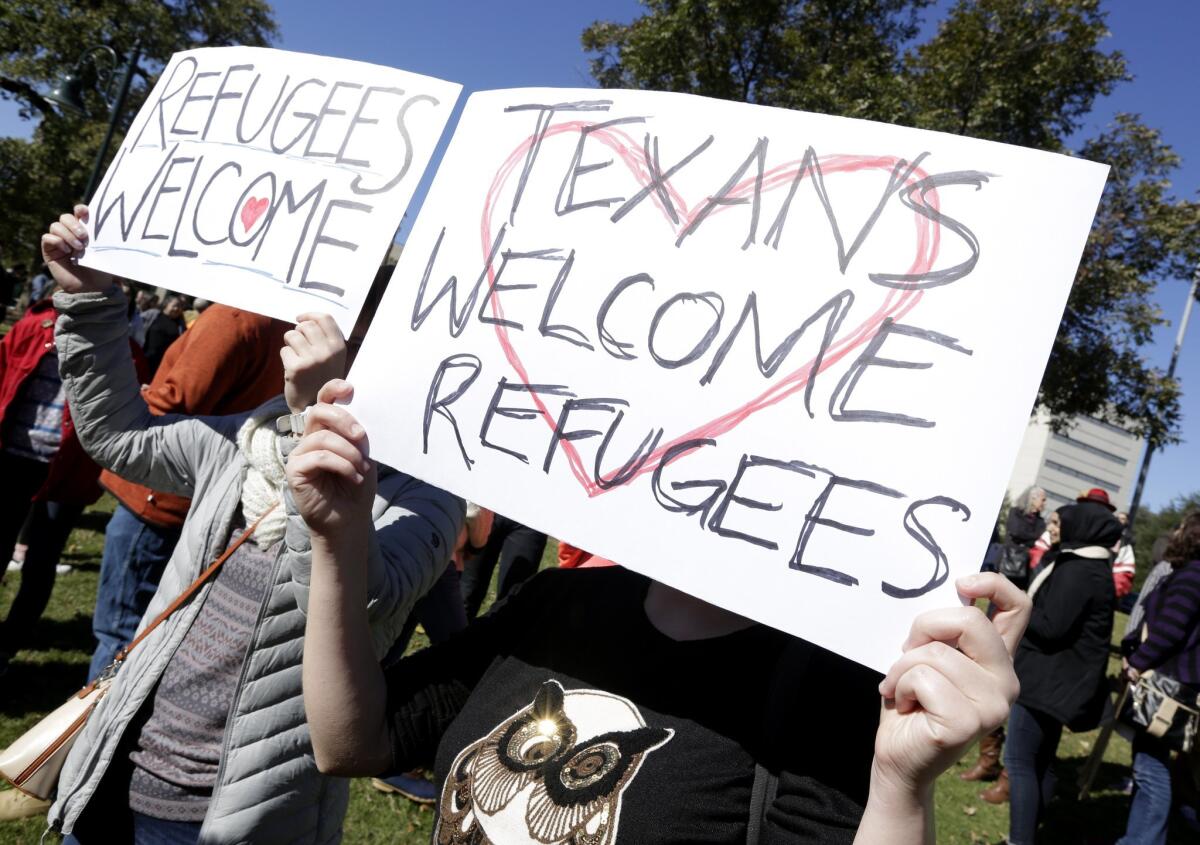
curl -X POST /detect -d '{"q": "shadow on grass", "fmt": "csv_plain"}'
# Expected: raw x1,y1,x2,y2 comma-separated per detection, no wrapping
1035,758,1130,843
73,511,114,536
0,656,89,716
57,552,101,571
19,612,95,654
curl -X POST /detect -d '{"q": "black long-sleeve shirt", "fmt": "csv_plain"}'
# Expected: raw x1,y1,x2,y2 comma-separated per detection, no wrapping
382,566,881,844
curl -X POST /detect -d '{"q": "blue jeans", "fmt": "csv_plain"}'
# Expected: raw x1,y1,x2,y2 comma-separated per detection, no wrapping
1116,733,1173,845
1005,702,1063,845
65,812,200,845
88,504,181,680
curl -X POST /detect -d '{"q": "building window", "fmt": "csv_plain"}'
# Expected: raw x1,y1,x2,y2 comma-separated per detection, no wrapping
1081,415,1136,439
1044,460,1121,493
1045,488,1075,506
1051,433,1128,466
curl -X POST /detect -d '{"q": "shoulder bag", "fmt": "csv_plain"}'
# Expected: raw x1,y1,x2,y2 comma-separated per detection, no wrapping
998,542,1030,582
1119,669,1200,753
0,505,276,800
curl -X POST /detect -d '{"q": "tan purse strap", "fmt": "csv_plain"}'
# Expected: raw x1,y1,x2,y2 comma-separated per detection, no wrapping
81,502,280,696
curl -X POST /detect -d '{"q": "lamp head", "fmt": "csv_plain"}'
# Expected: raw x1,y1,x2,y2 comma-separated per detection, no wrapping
44,70,87,115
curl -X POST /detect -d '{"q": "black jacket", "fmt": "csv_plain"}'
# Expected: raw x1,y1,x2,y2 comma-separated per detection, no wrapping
1014,501,1119,729
1006,508,1045,548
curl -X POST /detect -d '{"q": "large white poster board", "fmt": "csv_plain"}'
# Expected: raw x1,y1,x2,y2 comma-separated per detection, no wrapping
348,88,1108,672
80,47,461,333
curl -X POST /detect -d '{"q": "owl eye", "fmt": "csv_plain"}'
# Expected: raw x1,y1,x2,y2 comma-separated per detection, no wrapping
559,742,620,789
506,715,575,767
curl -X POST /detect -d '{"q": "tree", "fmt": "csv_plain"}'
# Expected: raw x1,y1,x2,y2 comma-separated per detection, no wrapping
906,0,1126,150
582,0,1199,447
1044,116,1197,449
1131,490,1200,592
583,0,931,122
0,1,277,270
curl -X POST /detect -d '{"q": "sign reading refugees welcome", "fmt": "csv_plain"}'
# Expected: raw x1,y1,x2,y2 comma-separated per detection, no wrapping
80,47,461,333
347,88,1107,672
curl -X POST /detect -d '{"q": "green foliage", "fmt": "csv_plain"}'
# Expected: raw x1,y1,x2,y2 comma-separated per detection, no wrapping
0,1,277,268
1047,117,1199,448
583,0,931,121
906,0,1127,149
1131,490,1200,593
583,0,1199,448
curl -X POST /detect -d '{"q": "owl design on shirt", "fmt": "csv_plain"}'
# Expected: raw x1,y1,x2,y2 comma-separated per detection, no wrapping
436,679,673,844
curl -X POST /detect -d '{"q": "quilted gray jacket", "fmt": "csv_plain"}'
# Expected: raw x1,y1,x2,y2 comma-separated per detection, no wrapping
47,287,463,844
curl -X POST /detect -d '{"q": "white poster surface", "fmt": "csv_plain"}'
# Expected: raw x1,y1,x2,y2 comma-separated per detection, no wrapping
80,47,461,333
348,88,1107,671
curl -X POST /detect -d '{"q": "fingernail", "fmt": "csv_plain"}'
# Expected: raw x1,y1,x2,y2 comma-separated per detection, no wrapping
351,424,364,437
70,238,83,250
74,226,86,238
957,574,980,588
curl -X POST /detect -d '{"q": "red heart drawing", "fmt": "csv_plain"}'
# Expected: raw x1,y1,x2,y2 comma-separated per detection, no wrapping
240,196,269,232
480,121,941,498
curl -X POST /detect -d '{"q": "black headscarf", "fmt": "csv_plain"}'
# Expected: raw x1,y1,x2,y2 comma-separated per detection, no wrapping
1057,501,1123,551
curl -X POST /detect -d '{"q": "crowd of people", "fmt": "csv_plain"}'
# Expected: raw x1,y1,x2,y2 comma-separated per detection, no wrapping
959,484,1200,844
0,206,1195,845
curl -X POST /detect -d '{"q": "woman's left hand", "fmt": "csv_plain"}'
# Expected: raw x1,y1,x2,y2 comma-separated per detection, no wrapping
873,573,1031,800
282,312,348,413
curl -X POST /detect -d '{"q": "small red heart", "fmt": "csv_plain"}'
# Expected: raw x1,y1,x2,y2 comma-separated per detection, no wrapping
240,196,269,232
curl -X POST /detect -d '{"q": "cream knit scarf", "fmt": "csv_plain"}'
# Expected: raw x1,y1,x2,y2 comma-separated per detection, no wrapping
236,398,290,549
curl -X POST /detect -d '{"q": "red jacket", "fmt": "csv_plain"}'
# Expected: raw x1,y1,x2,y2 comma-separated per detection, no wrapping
0,300,147,504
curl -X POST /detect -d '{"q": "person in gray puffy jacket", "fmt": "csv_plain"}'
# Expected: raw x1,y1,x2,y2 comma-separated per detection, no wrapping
40,205,463,845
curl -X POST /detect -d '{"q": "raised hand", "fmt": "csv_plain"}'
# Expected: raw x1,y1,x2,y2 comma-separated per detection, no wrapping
285,379,375,538
872,573,1030,797
282,312,349,413
40,205,113,294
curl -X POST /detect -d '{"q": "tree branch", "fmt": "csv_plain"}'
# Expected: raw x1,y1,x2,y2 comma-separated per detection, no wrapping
0,76,51,114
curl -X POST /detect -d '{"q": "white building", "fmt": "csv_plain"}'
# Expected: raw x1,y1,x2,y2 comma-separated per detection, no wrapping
1006,410,1144,512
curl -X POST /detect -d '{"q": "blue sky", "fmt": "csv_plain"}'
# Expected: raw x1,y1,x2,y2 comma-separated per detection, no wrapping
2,0,1196,510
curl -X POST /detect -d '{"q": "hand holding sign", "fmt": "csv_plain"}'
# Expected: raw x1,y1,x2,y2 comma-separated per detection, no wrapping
285,379,376,537
42,205,112,295
282,312,349,412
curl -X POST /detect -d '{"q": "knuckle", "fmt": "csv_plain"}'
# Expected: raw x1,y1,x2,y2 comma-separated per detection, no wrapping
927,641,953,662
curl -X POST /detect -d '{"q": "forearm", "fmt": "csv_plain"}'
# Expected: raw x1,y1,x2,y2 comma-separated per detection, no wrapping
55,287,155,445
54,287,219,493
853,768,933,845
302,522,392,776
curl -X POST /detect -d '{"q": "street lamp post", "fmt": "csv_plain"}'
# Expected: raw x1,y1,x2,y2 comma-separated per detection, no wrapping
1127,265,1200,529
43,41,142,202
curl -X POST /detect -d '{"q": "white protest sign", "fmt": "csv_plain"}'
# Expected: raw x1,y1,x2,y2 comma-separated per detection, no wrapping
348,88,1107,671
80,47,461,333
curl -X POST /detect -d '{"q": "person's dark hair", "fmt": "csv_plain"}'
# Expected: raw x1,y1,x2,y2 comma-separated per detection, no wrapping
1163,511,1200,566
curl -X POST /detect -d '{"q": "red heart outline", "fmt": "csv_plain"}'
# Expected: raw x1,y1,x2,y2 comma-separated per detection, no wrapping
479,122,941,498
240,196,269,232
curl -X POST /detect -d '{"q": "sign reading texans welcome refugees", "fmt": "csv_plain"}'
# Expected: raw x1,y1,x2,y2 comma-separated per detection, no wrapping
79,46,461,333
347,88,1109,672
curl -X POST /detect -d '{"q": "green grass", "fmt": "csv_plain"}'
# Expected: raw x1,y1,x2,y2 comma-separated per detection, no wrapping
0,503,1185,843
